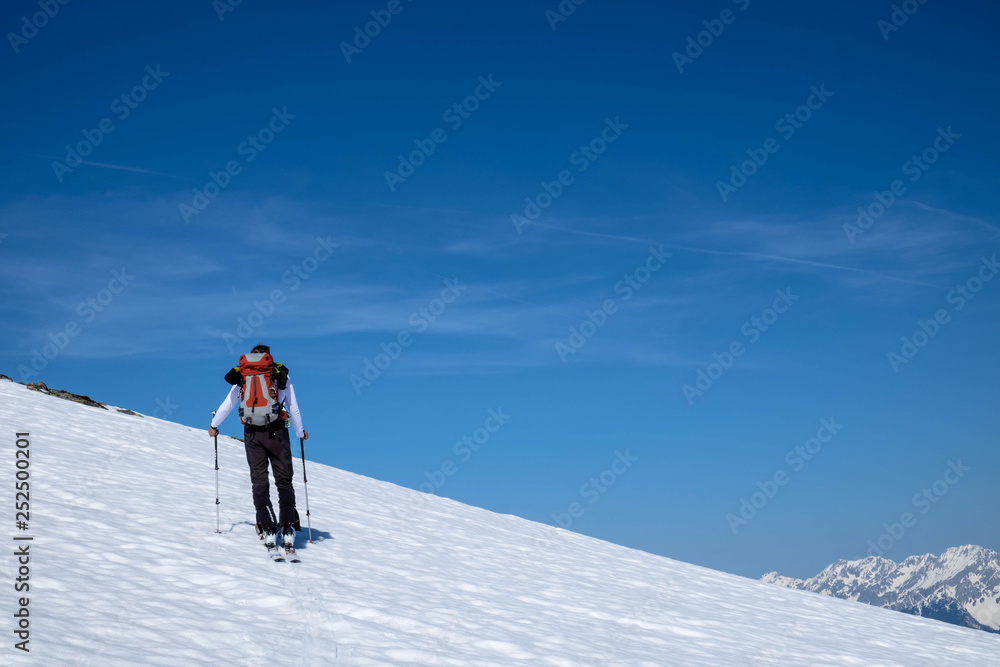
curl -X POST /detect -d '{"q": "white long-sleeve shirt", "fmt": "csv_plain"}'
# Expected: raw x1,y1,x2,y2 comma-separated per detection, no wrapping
211,382,305,439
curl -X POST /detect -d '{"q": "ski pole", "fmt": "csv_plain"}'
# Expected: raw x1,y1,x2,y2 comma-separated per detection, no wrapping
299,438,312,543
213,411,220,534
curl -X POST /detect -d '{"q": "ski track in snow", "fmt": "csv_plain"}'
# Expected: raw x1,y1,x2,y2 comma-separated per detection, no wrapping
2,380,999,665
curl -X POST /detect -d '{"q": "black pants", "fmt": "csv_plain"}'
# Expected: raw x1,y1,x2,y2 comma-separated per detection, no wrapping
244,426,297,532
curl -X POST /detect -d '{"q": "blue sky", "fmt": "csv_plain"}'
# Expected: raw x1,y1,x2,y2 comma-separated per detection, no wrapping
2,0,999,579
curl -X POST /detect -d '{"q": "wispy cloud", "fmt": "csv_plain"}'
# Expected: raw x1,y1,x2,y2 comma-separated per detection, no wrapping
5,187,996,374
531,221,942,289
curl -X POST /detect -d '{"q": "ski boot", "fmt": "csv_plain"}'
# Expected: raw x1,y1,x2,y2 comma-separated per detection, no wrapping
259,525,283,562
282,525,300,562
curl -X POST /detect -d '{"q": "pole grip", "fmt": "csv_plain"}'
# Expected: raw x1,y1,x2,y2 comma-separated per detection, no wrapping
300,438,308,483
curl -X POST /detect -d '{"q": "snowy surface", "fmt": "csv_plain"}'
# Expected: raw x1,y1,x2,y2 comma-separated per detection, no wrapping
3,379,1000,665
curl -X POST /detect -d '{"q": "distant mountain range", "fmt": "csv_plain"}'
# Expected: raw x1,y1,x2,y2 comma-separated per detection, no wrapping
762,545,1000,633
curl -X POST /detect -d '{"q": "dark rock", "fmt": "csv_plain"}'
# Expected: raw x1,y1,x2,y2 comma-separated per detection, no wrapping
117,408,143,417
49,389,108,410
897,598,999,633
26,382,107,410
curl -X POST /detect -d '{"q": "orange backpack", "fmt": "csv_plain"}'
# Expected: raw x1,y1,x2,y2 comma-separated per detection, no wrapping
233,353,288,427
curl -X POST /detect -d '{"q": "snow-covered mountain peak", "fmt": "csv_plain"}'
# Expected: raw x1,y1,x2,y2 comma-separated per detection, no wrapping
765,545,1000,634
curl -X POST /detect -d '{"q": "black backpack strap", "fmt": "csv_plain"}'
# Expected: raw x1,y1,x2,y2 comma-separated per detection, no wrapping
274,363,289,390
225,366,242,385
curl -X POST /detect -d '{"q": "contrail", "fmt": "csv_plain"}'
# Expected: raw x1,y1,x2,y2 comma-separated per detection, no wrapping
34,155,185,179
911,201,1000,238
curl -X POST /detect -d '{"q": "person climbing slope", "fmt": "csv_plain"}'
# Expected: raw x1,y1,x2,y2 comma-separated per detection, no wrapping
208,344,308,560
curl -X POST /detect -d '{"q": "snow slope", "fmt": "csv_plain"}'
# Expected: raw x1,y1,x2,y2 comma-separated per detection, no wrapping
3,378,999,665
